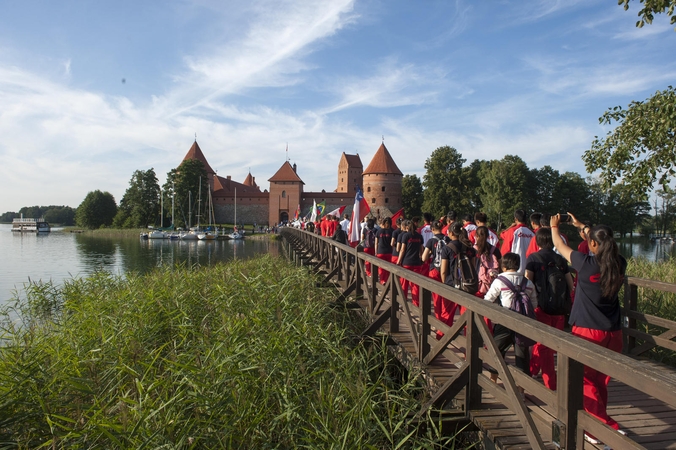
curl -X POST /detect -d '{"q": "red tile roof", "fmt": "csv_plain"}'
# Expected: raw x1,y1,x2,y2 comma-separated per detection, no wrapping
268,161,304,184
363,143,402,176
213,175,266,196
182,141,216,174
243,172,258,188
341,153,363,167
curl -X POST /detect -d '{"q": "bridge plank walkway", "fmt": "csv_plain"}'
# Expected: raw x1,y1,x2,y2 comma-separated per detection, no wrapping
283,229,676,449
353,280,676,449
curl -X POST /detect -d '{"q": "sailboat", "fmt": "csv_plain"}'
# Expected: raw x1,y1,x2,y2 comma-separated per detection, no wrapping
149,189,168,239
229,187,244,240
181,190,198,240
197,186,218,240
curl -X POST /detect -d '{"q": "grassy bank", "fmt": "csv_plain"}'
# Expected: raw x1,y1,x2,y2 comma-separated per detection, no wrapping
0,255,467,449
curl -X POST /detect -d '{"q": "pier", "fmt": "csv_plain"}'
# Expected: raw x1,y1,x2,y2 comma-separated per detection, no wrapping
281,227,676,449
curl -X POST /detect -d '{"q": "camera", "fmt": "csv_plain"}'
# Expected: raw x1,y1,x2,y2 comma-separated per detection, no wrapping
558,213,571,223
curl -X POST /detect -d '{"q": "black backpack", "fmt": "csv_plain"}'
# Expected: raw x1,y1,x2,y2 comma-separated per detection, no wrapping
532,252,570,315
496,276,537,347
447,242,478,294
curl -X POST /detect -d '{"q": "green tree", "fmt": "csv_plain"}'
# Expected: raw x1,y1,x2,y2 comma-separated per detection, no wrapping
584,86,676,197
0,211,17,222
114,169,161,228
527,165,561,214
422,146,467,218
618,0,676,29
75,190,117,229
462,159,487,212
44,206,76,225
479,155,530,231
164,159,209,228
401,174,423,218
556,172,594,222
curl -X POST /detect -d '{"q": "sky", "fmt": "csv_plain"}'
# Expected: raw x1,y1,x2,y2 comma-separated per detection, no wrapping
0,0,675,213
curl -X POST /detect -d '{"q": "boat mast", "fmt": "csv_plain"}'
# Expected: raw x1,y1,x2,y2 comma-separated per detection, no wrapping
234,187,237,229
171,182,175,230
188,191,192,229
197,177,202,229
160,189,164,228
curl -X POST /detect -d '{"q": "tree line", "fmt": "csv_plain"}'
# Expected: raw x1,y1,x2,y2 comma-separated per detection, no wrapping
0,206,76,225
401,146,654,238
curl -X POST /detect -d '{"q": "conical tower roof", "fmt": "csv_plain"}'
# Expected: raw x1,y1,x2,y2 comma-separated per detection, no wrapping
182,140,215,174
268,161,304,184
243,172,258,188
363,143,402,176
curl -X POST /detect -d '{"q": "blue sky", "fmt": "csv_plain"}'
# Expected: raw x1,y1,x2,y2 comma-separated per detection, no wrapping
1,0,674,213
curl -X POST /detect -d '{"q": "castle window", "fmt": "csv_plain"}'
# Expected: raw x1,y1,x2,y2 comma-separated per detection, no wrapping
381,186,385,192
372,198,376,204
367,186,371,192
282,191,286,198
385,198,389,203
341,178,344,182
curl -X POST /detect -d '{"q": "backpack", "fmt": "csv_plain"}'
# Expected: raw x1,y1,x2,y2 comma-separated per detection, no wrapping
496,276,537,347
447,242,479,294
362,227,375,248
432,237,447,270
477,245,500,295
532,252,570,315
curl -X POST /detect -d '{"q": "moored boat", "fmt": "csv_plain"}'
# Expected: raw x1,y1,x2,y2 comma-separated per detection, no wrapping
12,216,50,233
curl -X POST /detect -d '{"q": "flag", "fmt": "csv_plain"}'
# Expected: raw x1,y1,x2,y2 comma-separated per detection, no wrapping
348,187,370,246
316,201,326,217
294,204,300,220
390,208,404,224
323,205,346,218
310,199,318,222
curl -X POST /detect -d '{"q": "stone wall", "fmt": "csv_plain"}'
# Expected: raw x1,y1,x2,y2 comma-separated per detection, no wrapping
214,204,269,225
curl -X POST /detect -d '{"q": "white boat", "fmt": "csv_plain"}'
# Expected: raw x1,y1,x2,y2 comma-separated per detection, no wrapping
228,188,244,240
181,191,199,240
198,188,218,240
12,215,50,233
181,231,199,240
148,230,167,239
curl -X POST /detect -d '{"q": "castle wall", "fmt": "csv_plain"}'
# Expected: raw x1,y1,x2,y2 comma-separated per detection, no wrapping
214,203,269,225
363,173,403,212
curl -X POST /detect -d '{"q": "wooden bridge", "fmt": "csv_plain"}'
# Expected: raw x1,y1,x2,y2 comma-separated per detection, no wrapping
281,228,676,450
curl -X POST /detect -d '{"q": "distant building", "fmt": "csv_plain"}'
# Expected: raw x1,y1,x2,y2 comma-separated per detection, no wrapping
179,140,403,225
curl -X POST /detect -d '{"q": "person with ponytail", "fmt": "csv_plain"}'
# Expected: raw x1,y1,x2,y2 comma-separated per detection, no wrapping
550,213,627,444
396,219,424,307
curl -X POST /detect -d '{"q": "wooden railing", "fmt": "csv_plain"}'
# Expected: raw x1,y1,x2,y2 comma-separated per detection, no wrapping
281,228,676,450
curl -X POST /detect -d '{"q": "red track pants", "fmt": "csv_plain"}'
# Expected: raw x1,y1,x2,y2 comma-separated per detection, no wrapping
400,264,423,306
363,247,375,276
530,308,566,390
376,253,391,283
428,268,457,337
572,325,623,430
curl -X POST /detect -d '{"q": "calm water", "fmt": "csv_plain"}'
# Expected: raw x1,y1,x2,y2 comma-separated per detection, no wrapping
0,224,281,305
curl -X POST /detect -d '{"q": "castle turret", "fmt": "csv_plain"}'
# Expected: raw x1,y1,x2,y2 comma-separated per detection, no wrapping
268,161,304,225
336,152,363,194
362,143,403,214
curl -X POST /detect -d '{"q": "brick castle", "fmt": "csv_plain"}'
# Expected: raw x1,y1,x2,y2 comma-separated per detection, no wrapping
180,140,404,226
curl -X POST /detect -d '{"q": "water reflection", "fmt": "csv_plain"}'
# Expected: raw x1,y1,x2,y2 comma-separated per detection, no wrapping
618,238,676,261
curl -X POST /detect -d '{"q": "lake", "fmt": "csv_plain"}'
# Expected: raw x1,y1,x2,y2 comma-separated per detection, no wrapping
0,224,281,306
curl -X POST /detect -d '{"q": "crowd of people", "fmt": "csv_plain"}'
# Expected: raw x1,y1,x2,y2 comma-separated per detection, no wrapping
300,208,627,446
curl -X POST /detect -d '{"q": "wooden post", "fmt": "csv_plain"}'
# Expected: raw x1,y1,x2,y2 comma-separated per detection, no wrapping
389,276,399,333
624,280,638,353
370,261,379,314
556,354,584,450
465,311,482,411
355,247,363,300
419,288,431,363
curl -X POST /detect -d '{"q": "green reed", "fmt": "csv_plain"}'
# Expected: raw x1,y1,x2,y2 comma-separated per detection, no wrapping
0,255,472,449
626,257,676,366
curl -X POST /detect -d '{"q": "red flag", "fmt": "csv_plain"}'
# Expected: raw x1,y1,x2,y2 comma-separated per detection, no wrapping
390,208,404,224
348,187,370,246
323,205,346,218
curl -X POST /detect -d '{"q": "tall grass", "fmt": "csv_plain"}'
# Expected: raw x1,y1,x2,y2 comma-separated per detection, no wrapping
0,255,471,449
626,257,676,365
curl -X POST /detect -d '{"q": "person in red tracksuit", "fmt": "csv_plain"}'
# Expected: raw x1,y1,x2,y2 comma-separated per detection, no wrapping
375,217,393,284
551,213,627,446
421,220,451,339
396,219,424,307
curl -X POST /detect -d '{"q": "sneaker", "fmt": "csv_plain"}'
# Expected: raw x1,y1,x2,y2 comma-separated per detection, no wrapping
584,433,601,445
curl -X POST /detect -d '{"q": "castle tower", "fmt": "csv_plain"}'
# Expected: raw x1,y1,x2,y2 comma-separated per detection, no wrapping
268,161,304,225
182,140,217,190
362,143,403,215
336,152,363,194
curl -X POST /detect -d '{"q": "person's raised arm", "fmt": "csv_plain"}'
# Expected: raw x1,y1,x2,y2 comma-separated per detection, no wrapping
551,213,577,263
